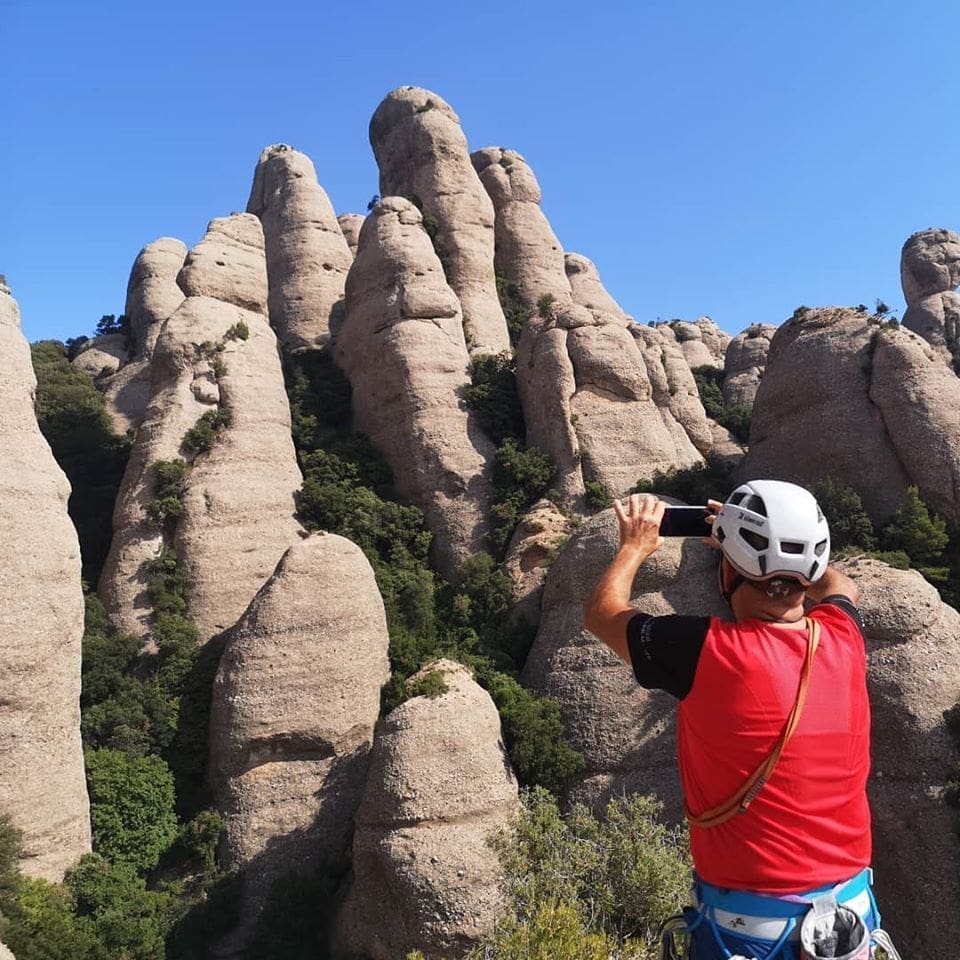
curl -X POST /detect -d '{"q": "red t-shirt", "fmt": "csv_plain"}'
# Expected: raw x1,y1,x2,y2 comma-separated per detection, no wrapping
677,604,871,893
628,600,871,893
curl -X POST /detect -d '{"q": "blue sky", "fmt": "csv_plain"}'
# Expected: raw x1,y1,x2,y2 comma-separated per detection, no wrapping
4,0,959,343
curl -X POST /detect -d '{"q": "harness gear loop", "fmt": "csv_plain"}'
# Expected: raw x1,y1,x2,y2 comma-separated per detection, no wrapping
685,617,821,828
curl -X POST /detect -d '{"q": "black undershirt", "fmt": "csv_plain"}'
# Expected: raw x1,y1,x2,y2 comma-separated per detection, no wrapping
625,596,866,700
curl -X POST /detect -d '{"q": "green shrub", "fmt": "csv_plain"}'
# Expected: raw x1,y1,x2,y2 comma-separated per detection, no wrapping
634,457,734,506
496,274,528,346
405,669,450,700
812,478,876,551
491,439,556,553
691,365,751,443
31,340,131,584
536,293,555,319
224,321,249,341
85,749,179,872
880,485,949,565
182,408,231,454
483,788,690,957
584,481,610,513
466,352,525,446
145,459,189,527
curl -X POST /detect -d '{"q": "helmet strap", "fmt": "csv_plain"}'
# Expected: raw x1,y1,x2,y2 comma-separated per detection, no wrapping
717,558,746,607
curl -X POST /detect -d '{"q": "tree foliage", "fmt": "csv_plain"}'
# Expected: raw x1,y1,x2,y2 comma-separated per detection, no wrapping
31,340,131,584
691,365,751,444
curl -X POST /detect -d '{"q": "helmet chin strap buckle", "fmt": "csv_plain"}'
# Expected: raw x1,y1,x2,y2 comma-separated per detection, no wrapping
763,576,804,599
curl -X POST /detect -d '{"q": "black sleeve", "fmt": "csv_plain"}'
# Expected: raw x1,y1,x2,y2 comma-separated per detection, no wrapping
812,595,866,636
626,613,711,700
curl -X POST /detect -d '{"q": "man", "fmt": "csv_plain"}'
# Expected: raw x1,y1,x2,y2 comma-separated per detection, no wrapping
584,480,885,960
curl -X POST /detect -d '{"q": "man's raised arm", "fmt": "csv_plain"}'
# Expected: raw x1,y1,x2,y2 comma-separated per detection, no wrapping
583,495,665,663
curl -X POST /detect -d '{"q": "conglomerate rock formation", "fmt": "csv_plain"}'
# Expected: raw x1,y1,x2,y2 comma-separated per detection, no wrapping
901,228,960,366
657,317,731,369
74,239,192,434
209,533,390,948
247,144,354,352
335,196,493,580
472,147,704,504
744,307,960,526
370,87,510,356
335,660,519,960
722,322,775,408
0,281,91,880
337,213,365,258
0,942,13,960
99,214,302,642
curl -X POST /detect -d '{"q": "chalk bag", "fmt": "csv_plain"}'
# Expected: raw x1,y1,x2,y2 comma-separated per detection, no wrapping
799,895,870,960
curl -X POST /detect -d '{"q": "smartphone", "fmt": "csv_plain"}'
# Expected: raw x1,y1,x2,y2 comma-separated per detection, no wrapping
659,506,712,538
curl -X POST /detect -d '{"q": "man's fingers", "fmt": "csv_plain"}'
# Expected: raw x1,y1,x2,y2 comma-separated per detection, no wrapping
613,498,628,523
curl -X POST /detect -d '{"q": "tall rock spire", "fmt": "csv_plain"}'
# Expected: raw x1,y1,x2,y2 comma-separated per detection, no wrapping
0,279,91,880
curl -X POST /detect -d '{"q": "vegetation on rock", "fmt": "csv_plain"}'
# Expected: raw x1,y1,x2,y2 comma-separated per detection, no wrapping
31,341,131,585
691,364,751,443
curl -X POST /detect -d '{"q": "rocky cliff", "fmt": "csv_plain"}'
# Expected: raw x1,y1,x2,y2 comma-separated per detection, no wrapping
0,281,91,880
722,322,775,408
370,87,510,355
247,144,354,352
901,228,960,366
99,214,302,642
472,147,704,505
210,533,390,947
335,196,493,580
335,660,519,960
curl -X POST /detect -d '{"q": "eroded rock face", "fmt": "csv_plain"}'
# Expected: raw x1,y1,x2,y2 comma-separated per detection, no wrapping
657,318,730,370
565,253,630,319
523,510,724,817
210,533,390,943
0,942,14,960
472,148,702,504
247,145,354,352
335,196,493,580
99,214,302,643
72,334,130,379
335,660,518,960
835,557,960,956
0,281,91,880
103,238,189,433
901,228,960,366
337,213,365,258
503,498,574,632
742,308,912,521
370,87,510,355
722,323,776,408
870,326,960,527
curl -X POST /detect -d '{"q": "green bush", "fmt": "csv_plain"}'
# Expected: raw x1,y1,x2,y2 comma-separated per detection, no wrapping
31,340,131,584
85,749,179,872
491,439,556,554
182,409,231,455
880,485,949,566
812,478,876,551
584,481,610,513
224,321,249,341
466,352,525,446
482,788,690,958
536,293,555,319
145,459,189,527
405,669,450,700
634,457,733,506
496,275,528,346
691,365,751,443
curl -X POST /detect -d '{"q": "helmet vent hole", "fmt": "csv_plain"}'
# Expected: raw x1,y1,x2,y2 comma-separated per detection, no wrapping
780,541,804,555
715,527,726,543
744,495,767,516
739,529,769,551
815,539,828,556
729,491,747,506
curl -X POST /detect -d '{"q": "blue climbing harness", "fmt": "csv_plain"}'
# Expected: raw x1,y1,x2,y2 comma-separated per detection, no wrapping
660,868,881,960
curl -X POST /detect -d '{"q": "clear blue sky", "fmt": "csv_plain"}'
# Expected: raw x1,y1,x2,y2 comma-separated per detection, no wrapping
4,0,959,343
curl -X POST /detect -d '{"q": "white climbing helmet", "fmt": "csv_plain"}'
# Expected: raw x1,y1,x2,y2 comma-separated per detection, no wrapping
712,479,830,586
